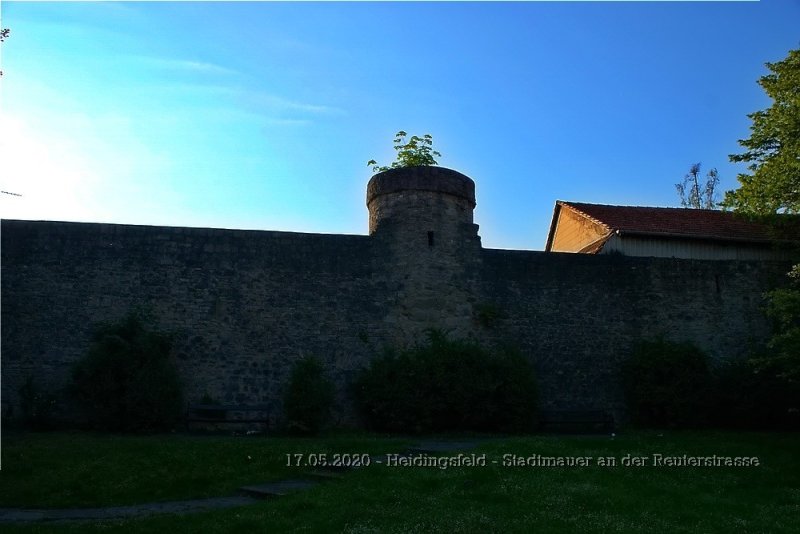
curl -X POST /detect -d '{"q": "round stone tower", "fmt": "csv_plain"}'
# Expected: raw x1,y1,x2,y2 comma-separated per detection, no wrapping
366,166,482,343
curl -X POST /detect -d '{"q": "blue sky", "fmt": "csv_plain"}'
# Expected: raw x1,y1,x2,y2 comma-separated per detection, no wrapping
1,1,798,250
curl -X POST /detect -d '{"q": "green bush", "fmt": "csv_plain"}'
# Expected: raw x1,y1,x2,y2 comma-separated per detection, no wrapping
283,356,334,435
18,377,58,431
352,331,538,434
70,311,183,432
713,355,799,430
622,339,712,428
760,265,800,384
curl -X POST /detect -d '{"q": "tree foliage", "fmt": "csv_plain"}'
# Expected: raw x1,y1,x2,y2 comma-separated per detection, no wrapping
368,130,442,173
722,48,800,214
720,48,800,394
760,265,800,384
676,162,719,209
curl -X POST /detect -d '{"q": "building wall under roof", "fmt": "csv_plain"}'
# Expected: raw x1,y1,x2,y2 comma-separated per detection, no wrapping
600,234,794,261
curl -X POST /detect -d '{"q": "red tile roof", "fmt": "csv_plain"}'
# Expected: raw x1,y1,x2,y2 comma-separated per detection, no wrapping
556,201,800,244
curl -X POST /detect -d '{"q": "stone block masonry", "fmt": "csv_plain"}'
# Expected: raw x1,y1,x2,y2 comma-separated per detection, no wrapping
478,250,787,418
1,166,792,425
2,222,384,426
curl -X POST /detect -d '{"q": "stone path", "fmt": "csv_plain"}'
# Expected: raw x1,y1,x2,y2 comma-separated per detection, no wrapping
239,479,319,498
0,496,260,523
0,439,485,524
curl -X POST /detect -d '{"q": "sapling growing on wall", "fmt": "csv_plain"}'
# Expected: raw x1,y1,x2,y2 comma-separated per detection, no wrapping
368,130,442,173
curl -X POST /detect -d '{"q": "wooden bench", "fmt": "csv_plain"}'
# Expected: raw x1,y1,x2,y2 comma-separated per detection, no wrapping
186,404,271,429
538,410,615,434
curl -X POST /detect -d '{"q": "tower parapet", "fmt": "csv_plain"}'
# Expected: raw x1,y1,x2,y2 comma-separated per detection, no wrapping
366,166,476,236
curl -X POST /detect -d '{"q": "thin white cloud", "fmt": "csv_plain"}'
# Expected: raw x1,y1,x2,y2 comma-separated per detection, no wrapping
262,118,312,126
243,90,346,116
145,83,239,97
139,81,344,120
171,60,239,76
131,56,240,77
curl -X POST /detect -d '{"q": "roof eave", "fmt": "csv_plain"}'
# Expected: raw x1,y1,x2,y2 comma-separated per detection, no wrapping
544,202,562,251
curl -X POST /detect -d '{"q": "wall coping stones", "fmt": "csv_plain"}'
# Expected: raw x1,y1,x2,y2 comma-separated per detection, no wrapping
1,220,371,242
366,166,476,208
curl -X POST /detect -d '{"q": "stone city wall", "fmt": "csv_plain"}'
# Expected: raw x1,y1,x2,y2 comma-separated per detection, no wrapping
1,168,790,426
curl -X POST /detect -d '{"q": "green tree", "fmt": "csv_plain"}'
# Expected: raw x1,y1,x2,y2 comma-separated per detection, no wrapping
721,48,800,214
368,130,442,173
759,264,800,384
721,48,800,397
676,162,719,209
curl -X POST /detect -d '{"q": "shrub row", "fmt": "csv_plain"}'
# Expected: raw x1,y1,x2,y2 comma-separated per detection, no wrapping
351,330,538,434
622,340,712,428
57,325,537,436
18,313,795,434
622,339,799,430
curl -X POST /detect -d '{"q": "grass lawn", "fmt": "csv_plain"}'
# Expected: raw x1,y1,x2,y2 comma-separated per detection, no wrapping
0,431,411,508
1,430,798,532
